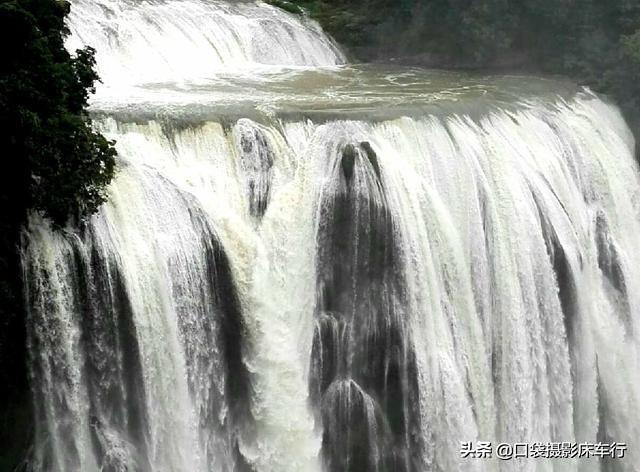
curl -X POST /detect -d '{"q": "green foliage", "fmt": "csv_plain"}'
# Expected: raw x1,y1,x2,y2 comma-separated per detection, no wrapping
264,0,304,15
622,30,640,64
0,0,117,228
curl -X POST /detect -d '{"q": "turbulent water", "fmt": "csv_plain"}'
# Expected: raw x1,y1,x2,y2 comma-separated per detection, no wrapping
22,1,640,471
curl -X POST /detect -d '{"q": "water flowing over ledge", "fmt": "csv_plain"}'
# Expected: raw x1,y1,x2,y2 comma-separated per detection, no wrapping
22,1,640,471
65,0,345,86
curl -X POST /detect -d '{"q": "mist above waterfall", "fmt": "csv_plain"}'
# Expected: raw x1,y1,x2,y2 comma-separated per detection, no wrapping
21,1,640,471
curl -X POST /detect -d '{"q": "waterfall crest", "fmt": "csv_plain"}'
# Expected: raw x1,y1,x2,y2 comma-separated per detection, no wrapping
65,0,345,85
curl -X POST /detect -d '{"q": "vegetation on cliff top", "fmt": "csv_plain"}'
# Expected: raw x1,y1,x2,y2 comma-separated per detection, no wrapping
0,0,116,467
1,0,116,227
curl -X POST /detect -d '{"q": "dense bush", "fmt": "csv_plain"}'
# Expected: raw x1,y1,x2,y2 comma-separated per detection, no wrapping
279,0,640,135
0,0,116,467
0,0,116,227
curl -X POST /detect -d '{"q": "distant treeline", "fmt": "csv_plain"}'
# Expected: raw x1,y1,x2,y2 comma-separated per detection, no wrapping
270,0,640,138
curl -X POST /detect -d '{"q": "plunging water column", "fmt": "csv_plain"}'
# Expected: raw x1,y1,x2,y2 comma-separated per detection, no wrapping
22,1,640,471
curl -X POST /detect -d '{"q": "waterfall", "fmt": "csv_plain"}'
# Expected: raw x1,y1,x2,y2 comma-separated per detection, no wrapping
22,1,640,471
64,0,345,86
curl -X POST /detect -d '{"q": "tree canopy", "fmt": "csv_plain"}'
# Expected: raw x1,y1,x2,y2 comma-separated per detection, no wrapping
0,0,116,228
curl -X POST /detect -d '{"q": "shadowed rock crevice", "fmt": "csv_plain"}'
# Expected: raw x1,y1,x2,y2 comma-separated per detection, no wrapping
595,213,631,335
311,142,423,472
76,237,150,472
234,120,275,219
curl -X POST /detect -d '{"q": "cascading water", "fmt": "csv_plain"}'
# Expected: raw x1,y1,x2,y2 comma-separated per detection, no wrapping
65,0,344,85
22,0,640,471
